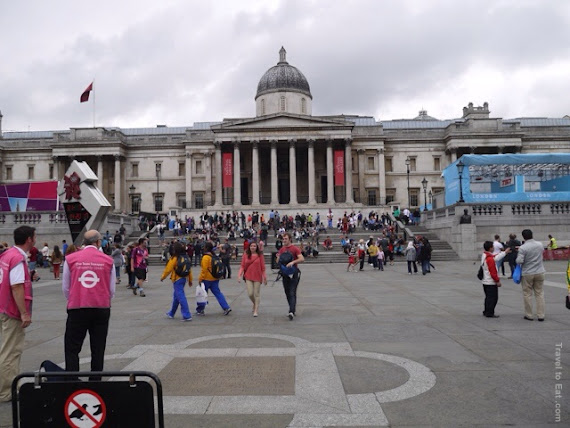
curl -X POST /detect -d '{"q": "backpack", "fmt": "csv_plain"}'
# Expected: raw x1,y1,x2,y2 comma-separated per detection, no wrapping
209,254,226,279
278,250,297,277
175,254,192,277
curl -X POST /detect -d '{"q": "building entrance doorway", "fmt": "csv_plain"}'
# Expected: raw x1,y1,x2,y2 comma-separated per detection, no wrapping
278,179,290,204
321,176,328,203
241,177,249,205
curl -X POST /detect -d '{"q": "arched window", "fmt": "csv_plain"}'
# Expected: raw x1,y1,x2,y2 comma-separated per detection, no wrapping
280,96,286,112
261,99,265,115
301,98,306,114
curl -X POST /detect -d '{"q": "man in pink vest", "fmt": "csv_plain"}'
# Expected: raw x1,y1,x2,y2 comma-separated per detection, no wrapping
0,225,36,402
62,230,115,378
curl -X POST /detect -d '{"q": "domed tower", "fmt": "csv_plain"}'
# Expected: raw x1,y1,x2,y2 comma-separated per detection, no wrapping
255,47,312,117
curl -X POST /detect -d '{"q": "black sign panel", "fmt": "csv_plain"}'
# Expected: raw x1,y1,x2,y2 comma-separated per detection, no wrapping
17,380,155,427
64,202,92,243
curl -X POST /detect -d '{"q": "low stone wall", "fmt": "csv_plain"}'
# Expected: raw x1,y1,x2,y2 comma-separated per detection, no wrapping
421,202,570,260
0,212,136,248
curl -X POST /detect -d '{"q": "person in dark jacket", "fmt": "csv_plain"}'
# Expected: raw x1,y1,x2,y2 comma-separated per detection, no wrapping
505,233,521,279
417,237,432,275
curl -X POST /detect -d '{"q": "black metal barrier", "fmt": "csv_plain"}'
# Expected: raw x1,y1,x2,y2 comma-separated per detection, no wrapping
12,371,164,427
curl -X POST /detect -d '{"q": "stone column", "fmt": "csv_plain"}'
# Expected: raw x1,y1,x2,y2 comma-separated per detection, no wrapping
114,155,121,211
214,141,222,206
289,139,297,204
252,140,260,205
345,138,354,203
357,148,365,203
233,140,242,207
97,156,103,183
52,156,59,180
185,152,193,208
270,140,278,205
377,148,386,206
450,149,457,162
307,139,316,204
326,139,334,204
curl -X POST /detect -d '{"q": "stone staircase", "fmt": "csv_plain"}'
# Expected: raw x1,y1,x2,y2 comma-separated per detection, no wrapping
405,225,460,261
128,224,459,266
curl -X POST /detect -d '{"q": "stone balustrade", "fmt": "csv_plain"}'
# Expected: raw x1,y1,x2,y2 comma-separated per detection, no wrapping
421,202,570,260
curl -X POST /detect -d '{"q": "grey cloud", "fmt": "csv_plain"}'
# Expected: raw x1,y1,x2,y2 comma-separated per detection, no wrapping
1,0,569,131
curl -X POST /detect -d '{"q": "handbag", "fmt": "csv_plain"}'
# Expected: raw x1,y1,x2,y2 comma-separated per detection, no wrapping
196,282,208,303
512,264,522,284
477,260,484,280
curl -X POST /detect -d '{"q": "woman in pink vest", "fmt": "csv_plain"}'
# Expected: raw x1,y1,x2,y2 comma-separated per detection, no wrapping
237,241,267,317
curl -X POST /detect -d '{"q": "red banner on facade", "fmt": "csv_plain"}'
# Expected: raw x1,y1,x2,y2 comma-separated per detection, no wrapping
222,152,233,188
334,150,345,186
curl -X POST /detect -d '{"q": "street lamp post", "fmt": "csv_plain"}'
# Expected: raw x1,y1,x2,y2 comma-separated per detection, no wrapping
129,184,135,214
422,177,428,211
405,157,410,208
155,163,161,212
456,159,465,203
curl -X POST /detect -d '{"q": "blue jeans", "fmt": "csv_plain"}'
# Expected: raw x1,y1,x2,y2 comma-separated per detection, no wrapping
167,278,191,319
115,266,121,280
128,271,136,288
202,280,230,310
421,259,430,274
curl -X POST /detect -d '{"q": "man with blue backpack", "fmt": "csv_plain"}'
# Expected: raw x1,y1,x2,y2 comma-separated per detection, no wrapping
276,232,304,321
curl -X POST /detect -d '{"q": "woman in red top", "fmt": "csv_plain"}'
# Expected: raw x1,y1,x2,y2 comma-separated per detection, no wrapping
237,241,267,317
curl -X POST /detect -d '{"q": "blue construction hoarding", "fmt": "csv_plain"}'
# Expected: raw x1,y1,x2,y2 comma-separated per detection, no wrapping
442,154,570,206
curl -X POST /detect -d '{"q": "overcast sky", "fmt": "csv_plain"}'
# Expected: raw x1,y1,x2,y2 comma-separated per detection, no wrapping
1,0,569,132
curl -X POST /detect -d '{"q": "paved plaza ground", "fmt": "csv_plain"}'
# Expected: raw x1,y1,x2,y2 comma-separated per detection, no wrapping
1,259,569,427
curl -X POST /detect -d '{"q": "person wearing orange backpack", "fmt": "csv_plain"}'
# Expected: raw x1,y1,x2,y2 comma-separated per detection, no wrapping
161,242,193,321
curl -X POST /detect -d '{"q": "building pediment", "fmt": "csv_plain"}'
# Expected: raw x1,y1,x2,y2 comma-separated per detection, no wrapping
212,113,353,132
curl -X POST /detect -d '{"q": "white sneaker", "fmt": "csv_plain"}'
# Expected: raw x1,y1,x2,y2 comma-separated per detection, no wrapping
288,312,294,321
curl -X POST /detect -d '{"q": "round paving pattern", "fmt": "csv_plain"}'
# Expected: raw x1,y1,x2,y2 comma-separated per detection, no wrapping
96,333,437,427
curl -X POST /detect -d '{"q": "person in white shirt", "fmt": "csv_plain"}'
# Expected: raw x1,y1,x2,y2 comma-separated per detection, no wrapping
41,243,50,268
492,235,505,276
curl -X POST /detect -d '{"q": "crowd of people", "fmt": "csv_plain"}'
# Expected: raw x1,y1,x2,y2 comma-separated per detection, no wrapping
1,213,567,404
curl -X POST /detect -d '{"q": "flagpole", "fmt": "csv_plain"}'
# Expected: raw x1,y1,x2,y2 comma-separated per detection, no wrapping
92,78,96,128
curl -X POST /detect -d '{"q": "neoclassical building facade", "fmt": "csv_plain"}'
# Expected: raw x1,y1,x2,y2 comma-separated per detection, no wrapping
1,47,569,214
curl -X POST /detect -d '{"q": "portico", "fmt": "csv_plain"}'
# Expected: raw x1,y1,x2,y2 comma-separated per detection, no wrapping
210,131,356,208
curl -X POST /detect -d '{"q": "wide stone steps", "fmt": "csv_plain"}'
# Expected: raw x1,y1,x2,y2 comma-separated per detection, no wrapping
128,224,460,265
406,226,460,261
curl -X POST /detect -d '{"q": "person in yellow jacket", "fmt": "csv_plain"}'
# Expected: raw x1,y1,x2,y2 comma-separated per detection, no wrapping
547,235,558,250
160,242,193,321
368,241,379,269
198,241,231,316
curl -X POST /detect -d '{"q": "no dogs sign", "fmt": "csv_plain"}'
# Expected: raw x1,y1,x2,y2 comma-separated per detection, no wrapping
64,389,106,427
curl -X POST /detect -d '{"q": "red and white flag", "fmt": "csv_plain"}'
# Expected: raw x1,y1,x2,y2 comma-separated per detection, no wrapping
80,82,93,103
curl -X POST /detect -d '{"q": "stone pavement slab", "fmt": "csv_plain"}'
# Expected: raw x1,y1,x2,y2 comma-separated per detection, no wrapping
1,259,568,427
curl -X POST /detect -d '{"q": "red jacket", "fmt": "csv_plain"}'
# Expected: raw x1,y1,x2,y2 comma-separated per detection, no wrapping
482,251,501,285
